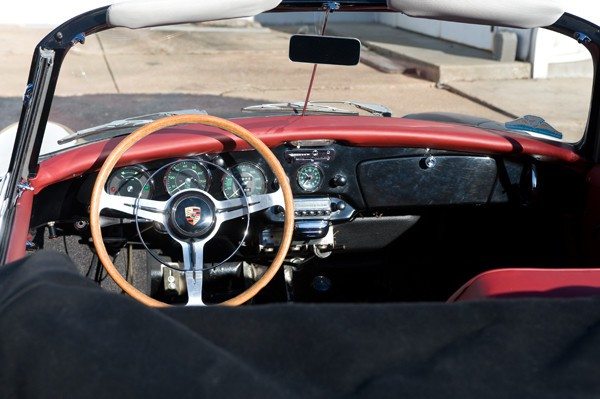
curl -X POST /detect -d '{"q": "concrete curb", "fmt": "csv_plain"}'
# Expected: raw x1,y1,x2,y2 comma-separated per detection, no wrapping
328,23,531,84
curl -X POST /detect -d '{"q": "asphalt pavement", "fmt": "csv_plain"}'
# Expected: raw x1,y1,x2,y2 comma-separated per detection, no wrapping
0,23,592,142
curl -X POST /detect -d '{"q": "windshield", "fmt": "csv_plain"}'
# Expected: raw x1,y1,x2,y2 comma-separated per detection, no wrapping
39,12,593,149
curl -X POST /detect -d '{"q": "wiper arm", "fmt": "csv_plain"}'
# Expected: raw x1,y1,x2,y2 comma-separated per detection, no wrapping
312,101,392,117
242,101,392,117
57,109,207,145
242,102,358,116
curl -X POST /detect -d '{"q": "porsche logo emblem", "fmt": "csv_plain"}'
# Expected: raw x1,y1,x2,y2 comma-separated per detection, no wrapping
184,206,202,226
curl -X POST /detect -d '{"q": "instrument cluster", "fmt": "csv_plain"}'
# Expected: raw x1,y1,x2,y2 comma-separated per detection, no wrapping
105,145,346,206
105,158,269,201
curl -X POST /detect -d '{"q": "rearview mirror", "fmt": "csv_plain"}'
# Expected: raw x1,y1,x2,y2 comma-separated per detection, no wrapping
289,35,361,66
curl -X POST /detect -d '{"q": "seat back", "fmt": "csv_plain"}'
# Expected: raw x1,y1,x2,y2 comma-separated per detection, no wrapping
449,268,600,302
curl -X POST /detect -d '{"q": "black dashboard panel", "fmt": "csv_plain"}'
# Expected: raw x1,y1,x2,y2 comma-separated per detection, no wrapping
358,156,498,207
271,144,469,209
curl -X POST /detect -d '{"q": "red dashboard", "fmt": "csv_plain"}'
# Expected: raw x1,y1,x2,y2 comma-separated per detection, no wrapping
32,115,582,194
8,115,583,262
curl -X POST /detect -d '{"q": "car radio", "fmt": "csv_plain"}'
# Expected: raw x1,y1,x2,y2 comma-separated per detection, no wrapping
261,196,353,252
265,197,354,223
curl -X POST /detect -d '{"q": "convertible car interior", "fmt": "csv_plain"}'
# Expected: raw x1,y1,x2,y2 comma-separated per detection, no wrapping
23,114,599,305
3,0,600,396
2,0,598,309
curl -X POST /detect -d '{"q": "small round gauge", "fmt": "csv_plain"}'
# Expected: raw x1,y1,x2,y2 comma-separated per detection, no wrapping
106,166,152,199
164,160,210,195
222,162,267,199
297,164,323,192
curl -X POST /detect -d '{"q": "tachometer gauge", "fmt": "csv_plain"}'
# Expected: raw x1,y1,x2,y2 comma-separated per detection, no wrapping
164,160,210,195
222,162,267,199
106,166,152,199
297,164,323,192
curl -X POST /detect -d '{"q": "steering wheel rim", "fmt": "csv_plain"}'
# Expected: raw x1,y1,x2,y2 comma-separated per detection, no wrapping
89,114,295,307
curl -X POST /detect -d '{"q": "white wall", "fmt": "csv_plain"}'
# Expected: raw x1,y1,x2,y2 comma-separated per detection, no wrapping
530,3,600,78
378,2,600,78
378,13,494,51
530,29,592,78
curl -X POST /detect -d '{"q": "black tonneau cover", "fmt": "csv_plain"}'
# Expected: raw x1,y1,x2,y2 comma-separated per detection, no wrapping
1,251,599,398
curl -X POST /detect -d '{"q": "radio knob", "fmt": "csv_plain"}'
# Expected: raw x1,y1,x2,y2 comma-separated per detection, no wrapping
331,174,347,187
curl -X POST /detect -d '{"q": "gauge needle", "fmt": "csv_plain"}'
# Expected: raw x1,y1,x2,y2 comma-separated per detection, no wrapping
173,177,200,194
173,181,188,192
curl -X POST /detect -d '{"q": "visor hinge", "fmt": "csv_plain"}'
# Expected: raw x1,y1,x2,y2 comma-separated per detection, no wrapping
70,32,86,46
574,32,591,45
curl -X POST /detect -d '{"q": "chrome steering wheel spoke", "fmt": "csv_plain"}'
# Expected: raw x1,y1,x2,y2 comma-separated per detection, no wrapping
99,190,167,224
215,188,285,222
168,189,284,306
178,240,206,306
100,186,285,307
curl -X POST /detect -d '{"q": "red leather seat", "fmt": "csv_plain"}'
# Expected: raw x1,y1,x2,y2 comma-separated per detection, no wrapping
449,268,600,302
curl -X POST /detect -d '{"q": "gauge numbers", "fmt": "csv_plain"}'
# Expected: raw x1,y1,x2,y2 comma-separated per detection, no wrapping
164,160,210,195
222,162,267,199
107,166,152,199
297,164,323,192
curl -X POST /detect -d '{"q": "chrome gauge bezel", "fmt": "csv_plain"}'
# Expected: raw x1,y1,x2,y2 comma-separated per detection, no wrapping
296,163,324,192
221,162,268,199
106,164,154,199
163,159,212,196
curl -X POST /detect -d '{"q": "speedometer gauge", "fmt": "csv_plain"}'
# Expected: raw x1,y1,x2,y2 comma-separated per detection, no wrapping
106,166,152,199
297,164,323,192
164,160,210,195
222,162,267,199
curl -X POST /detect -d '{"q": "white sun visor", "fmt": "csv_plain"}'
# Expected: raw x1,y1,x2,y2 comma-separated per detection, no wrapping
107,0,282,29
387,0,568,28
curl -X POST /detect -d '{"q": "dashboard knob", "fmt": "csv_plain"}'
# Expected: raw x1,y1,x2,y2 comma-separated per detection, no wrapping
331,201,346,212
331,174,347,187
212,156,226,167
271,178,280,190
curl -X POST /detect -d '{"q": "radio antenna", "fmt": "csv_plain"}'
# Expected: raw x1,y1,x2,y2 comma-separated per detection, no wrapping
301,2,339,116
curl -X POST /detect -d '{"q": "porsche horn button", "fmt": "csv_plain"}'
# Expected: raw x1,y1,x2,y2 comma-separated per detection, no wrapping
185,206,202,226
169,194,216,238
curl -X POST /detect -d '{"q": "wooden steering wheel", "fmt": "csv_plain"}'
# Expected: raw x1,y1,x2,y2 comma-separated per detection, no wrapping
89,115,294,307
